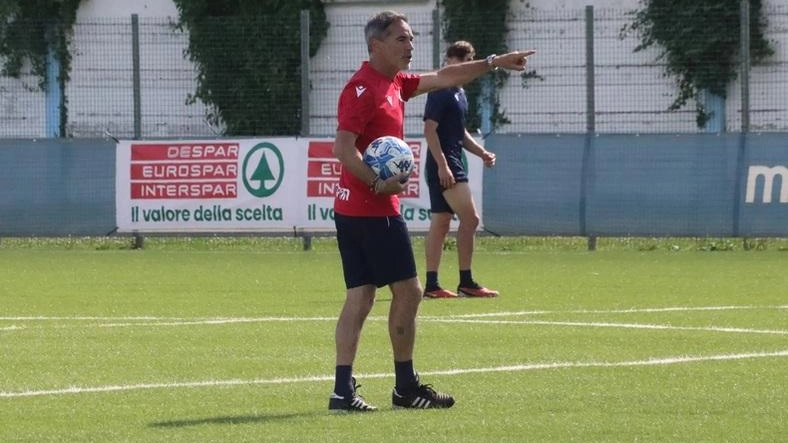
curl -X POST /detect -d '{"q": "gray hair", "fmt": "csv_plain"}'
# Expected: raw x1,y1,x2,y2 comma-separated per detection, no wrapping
364,10,408,53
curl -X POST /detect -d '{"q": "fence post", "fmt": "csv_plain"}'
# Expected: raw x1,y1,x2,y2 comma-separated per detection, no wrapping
740,0,751,133
131,14,142,140
432,8,441,69
733,0,751,240
131,14,144,248
45,26,61,138
301,10,311,136
582,5,597,251
132,231,144,250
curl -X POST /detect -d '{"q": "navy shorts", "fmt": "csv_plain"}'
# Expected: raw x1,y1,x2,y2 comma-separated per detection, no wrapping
426,155,468,214
427,181,454,213
334,213,417,289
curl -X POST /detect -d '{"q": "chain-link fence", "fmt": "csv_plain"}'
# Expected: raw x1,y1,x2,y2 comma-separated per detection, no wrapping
1,4,786,139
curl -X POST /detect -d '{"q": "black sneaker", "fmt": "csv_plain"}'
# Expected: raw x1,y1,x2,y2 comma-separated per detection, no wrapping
328,378,378,413
392,378,455,409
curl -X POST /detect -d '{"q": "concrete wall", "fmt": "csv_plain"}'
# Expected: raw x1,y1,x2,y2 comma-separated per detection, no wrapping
77,0,179,18
1,0,786,138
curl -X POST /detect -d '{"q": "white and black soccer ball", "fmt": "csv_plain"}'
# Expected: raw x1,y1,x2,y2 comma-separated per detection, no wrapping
363,136,415,181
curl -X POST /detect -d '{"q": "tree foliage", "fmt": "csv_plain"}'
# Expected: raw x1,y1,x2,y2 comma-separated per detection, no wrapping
623,0,773,127
0,0,81,87
440,0,511,133
173,0,328,136
0,0,83,136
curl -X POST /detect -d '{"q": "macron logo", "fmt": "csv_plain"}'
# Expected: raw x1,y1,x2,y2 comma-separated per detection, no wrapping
745,165,788,203
355,86,366,97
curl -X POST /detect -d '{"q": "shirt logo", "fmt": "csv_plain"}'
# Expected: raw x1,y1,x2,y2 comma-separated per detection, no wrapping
336,186,350,201
355,86,366,97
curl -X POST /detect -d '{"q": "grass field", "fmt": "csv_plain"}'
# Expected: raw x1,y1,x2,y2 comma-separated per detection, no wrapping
1,236,786,443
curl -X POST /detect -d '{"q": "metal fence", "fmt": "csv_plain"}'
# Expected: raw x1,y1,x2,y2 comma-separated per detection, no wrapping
1,4,787,139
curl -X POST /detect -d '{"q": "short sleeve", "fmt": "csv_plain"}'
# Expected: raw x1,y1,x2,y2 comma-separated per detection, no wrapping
398,72,420,102
423,89,447,122
337,80,374,135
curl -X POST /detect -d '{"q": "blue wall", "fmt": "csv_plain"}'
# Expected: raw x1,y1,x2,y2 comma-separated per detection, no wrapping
484,133,788,237
0,139,116,236
1,135,786,237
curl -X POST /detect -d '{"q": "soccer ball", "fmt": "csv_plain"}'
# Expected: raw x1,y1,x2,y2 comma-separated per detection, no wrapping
363,136,415,181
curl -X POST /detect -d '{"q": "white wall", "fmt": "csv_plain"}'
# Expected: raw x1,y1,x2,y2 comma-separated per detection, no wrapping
67,0,212,138
2,0,786,137
311,1,440,137
77,0,179,18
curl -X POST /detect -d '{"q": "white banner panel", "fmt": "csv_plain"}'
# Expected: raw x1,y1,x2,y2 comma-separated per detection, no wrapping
115,138,483,232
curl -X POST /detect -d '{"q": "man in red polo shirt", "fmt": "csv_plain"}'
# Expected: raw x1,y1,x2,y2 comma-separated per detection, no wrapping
329,9,535,412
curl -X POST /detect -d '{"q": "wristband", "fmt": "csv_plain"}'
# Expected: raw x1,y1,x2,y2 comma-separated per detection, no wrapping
485,54,499,71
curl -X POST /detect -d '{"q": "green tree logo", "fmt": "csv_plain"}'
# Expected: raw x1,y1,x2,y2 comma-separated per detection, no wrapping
243,142,284,197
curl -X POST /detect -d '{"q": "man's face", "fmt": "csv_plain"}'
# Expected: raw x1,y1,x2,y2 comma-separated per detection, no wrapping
375,19,414,72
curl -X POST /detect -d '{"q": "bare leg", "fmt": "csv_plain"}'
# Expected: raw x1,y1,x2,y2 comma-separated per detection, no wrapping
442,182,479,271
335,284,376,365
387,276,422,361
425,212,453,273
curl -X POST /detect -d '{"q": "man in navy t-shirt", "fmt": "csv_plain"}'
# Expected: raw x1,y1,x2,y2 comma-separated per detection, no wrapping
423,40,500,299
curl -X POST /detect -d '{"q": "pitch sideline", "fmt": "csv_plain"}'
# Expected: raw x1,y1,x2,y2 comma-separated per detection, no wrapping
1,305,786,337
430,319,788,335
2,349,787,399
1,304,785,324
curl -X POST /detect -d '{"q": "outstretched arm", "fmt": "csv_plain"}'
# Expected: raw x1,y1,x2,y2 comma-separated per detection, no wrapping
414,50,536,97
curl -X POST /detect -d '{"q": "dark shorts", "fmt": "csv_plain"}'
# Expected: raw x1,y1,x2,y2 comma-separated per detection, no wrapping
334,213,417,289
426,176,469,214
427,181,454,214
426,154,468,214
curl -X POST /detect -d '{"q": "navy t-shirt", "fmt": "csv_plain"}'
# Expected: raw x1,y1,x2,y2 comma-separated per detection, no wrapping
423,87,469,183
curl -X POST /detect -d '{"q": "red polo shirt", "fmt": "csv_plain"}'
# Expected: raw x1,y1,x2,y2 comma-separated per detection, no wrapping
334,62,420,216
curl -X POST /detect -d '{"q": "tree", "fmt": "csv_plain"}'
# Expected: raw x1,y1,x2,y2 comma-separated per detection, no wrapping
622,0,773,128
172,0,329,136
0,0,84,136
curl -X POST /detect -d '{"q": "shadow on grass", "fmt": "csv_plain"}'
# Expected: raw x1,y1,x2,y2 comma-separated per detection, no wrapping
149,412,313,428
150,407,401,428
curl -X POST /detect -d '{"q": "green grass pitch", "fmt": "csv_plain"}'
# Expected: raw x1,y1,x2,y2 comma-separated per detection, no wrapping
1,237,786,442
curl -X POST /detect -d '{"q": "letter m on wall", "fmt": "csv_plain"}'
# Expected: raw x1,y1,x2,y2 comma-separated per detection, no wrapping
746,165,788,203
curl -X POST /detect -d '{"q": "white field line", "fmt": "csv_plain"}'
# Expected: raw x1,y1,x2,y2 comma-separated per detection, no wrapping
1,305,786,333
90,318,788,337
2,304,785,324
93,317,338,328
0,325,23,331
0,316,191,321
429,319,788,335
0,317,338,330
435,305,788,319
2,349,786,399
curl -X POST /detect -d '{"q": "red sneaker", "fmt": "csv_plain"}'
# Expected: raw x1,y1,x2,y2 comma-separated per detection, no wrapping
423,288,458,299
457,285,499,298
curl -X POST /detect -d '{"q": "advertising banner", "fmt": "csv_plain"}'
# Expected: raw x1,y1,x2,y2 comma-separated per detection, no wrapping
115,138,483,232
